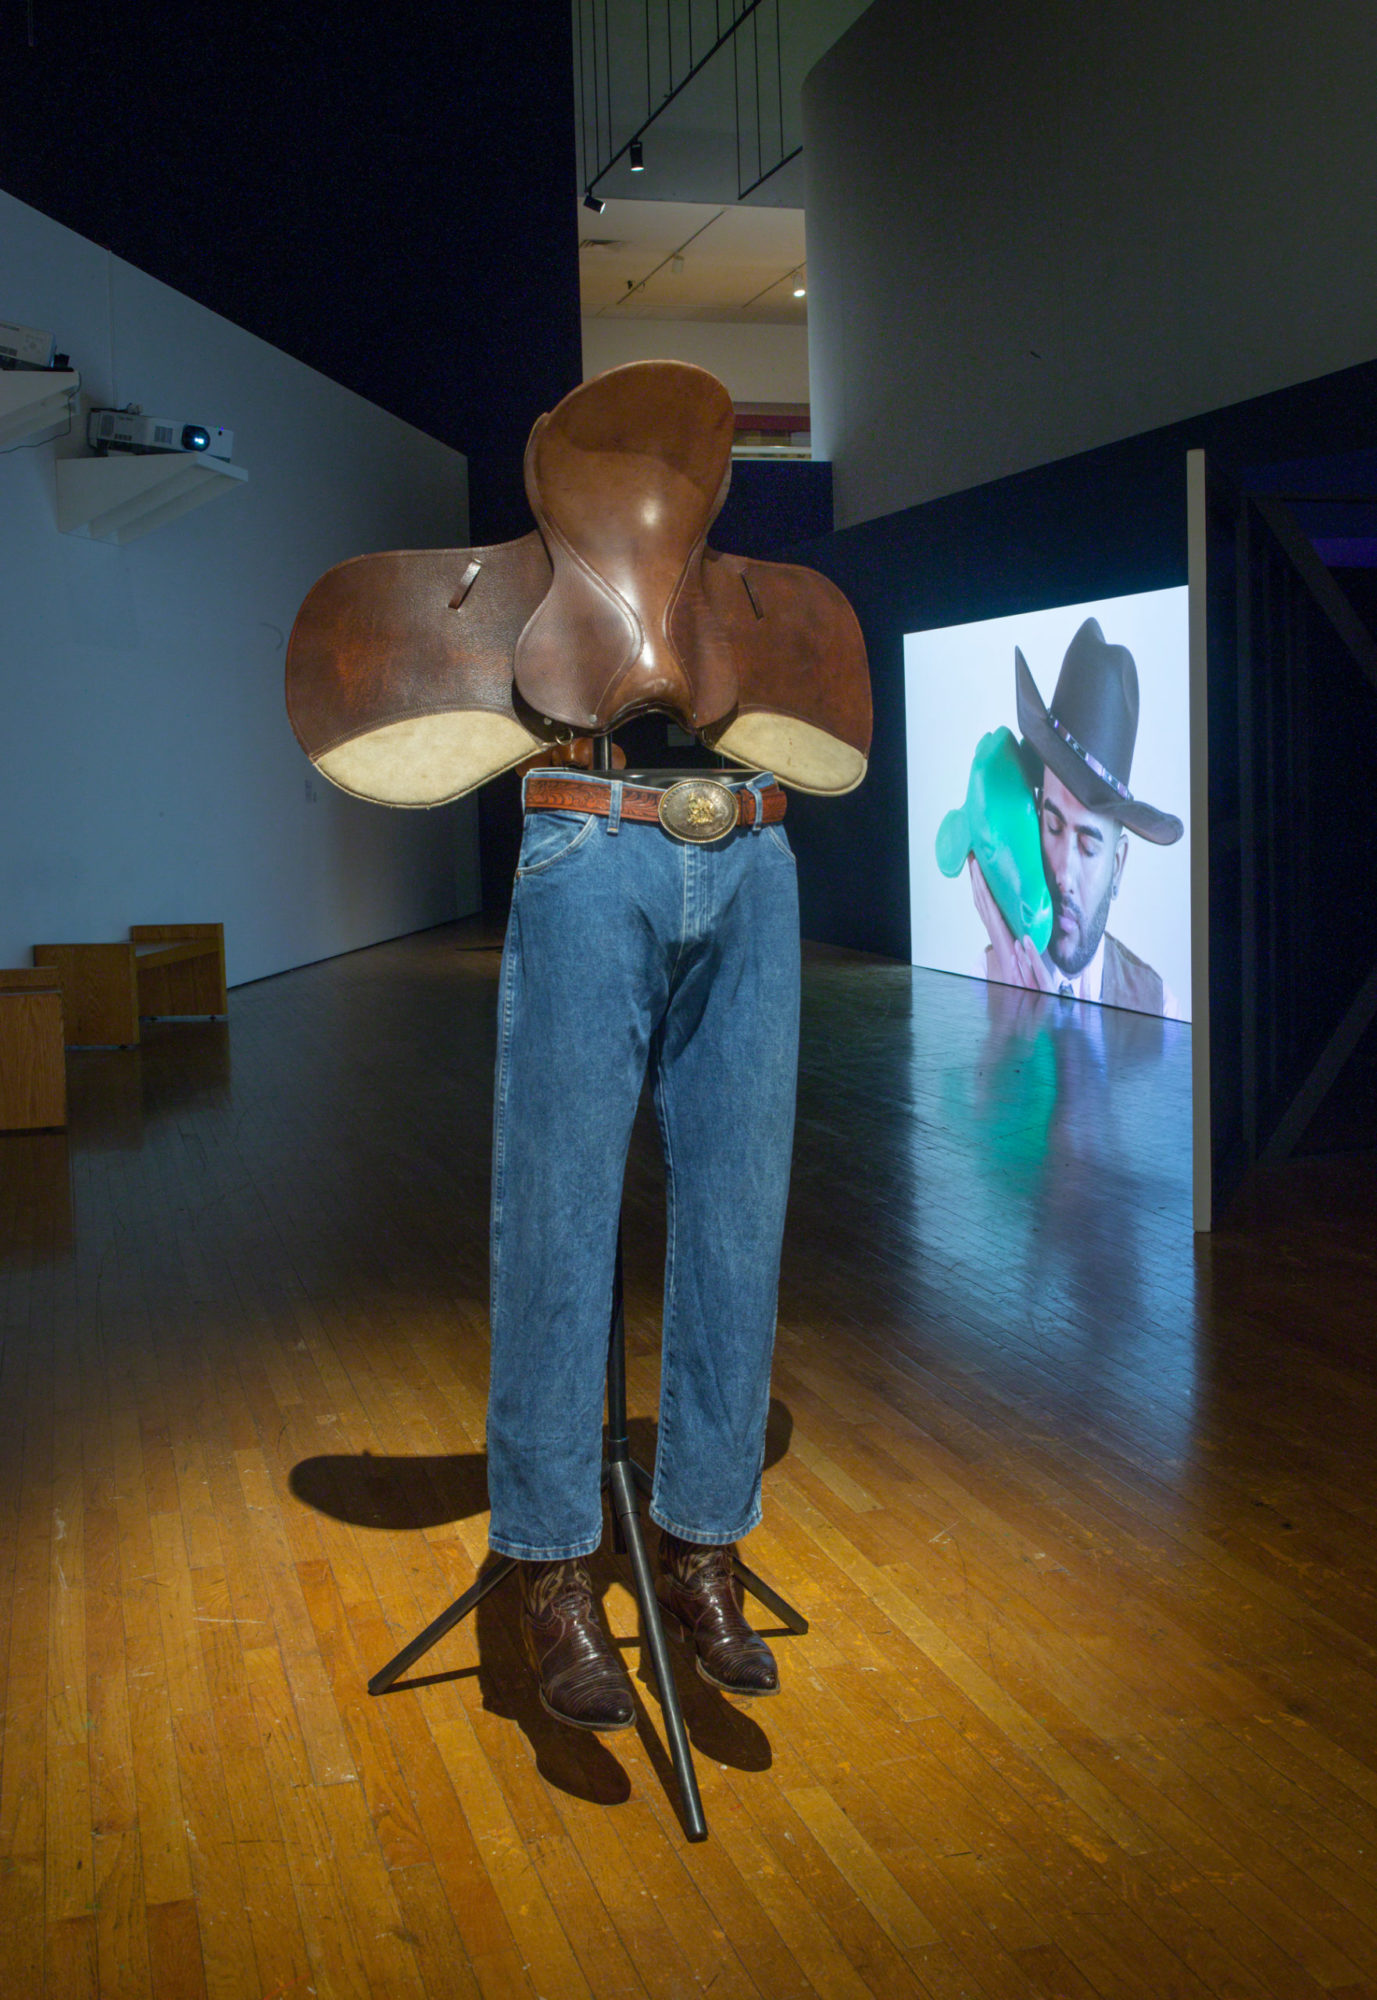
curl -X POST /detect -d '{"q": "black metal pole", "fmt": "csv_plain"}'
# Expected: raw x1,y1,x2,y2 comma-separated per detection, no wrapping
604,1224,708,1840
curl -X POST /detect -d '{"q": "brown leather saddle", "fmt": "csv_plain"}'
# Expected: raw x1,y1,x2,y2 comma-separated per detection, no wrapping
286,361,871,803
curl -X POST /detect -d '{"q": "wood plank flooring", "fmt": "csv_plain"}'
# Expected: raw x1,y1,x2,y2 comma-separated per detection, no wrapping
3,921,1377,1998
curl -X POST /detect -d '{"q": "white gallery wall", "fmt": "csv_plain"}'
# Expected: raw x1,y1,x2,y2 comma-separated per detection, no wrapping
804,0,1377,528
581,317,809,405
0,187,477,987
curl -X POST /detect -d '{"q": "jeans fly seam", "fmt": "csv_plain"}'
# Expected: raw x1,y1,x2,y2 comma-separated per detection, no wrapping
669,841,690,985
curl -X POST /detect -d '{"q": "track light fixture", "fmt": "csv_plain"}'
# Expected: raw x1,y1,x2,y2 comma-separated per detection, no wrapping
583,190,606,214
629,139,644,172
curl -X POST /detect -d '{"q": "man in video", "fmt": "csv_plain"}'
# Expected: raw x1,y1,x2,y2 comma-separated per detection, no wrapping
970,617,1184,1016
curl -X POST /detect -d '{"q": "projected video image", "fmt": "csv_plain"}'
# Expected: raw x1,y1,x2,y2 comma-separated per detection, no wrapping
905,588,1191,1019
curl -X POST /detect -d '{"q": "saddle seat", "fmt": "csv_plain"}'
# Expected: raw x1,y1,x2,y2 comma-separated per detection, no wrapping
514,361,738,737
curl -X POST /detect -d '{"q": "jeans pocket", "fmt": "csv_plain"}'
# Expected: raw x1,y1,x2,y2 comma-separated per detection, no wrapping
765,826,796,863
516,809,596,876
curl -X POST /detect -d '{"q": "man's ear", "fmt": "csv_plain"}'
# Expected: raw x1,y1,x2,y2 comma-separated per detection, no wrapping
1111,828,1129,896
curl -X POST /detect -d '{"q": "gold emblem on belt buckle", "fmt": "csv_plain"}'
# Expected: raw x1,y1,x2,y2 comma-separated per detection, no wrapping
657,778,738,844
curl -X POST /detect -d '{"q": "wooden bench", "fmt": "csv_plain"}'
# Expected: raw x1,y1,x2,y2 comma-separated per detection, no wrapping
0,968,67,1129
34,924,227,1047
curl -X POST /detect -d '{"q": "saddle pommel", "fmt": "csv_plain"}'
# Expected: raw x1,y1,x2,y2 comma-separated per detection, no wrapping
516,361,737,735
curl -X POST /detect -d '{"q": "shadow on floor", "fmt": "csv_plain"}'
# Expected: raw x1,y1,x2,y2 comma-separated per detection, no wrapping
288,1399,795,1531
288,1402,794,1814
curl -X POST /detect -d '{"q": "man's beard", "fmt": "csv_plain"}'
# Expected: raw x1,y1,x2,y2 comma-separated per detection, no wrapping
1047,874,1115,977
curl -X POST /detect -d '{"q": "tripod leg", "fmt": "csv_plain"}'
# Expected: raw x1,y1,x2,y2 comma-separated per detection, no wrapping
607,1458,707,1842
369,1557,516,1695
630,1458,809,1635
732,1557,809,1634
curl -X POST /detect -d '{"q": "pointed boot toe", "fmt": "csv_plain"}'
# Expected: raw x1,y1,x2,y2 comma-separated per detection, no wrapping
656,1532,779,1697
520,1559,636,1732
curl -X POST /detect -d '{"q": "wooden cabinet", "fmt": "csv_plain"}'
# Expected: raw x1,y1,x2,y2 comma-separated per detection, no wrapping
0,969,66,1129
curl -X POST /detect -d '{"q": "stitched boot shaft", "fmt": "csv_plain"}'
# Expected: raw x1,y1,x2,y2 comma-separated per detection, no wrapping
519,1559,635,1731
656,1533,779,1695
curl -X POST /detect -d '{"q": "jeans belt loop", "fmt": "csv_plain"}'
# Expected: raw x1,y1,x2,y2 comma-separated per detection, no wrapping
606,778,623,834
747,774,766,832
520,769,532,813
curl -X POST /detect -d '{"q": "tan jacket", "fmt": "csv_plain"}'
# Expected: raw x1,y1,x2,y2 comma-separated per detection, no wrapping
1101,934,1165,1016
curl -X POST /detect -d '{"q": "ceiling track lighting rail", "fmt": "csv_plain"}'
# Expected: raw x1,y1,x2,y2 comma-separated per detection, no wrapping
576,0,798,207
614,206,726,308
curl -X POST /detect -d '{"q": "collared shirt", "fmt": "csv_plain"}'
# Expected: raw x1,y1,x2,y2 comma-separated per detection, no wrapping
1046,934,1106,1005
1042,935,1182,1020
976,934,1182,1019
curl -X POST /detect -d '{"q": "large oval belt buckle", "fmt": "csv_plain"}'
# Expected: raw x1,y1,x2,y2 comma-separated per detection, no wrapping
657,777,738,844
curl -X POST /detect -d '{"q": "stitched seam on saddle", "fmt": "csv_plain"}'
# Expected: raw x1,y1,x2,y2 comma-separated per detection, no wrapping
527,506,644,709
661,550,722,726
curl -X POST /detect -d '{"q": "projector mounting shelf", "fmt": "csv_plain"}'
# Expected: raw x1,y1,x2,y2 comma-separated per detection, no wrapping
56,451,248,544
0,369,81,451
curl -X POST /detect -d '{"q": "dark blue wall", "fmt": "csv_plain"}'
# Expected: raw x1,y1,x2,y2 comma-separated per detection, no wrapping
714,461,834,561
780,354,1377,960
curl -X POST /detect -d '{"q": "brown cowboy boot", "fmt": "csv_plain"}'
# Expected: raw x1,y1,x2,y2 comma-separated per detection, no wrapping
656,1532,779,1695
519,1558,635,1731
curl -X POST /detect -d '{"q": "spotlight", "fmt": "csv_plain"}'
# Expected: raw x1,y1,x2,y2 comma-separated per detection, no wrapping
629,139,644,172
793,283,806,298
583,190,606,214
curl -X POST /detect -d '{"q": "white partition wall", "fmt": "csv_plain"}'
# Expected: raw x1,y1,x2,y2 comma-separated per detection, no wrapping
0,188,477,986
805,0,1377,530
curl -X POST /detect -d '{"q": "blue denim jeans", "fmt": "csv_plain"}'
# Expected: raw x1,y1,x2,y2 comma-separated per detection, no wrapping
486,771,800,1560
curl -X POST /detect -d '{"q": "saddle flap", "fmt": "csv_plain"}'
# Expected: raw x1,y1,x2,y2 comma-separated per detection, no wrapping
692,553,872,795
514,361,738,733
286,537,552,804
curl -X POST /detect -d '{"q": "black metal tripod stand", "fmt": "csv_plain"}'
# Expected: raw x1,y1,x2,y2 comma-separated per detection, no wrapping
368,1226,808,1840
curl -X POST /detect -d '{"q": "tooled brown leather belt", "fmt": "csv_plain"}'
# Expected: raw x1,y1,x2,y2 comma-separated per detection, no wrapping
523,771,785,845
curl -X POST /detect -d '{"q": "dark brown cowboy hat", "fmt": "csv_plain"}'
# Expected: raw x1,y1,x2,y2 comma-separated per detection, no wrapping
1014,617,1183,844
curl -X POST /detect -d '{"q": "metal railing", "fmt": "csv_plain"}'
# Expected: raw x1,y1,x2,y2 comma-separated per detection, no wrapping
1204,462,1377,1203
574,0,799,203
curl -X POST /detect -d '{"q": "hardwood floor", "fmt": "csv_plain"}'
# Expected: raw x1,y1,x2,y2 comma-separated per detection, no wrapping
3,920,1377,1999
